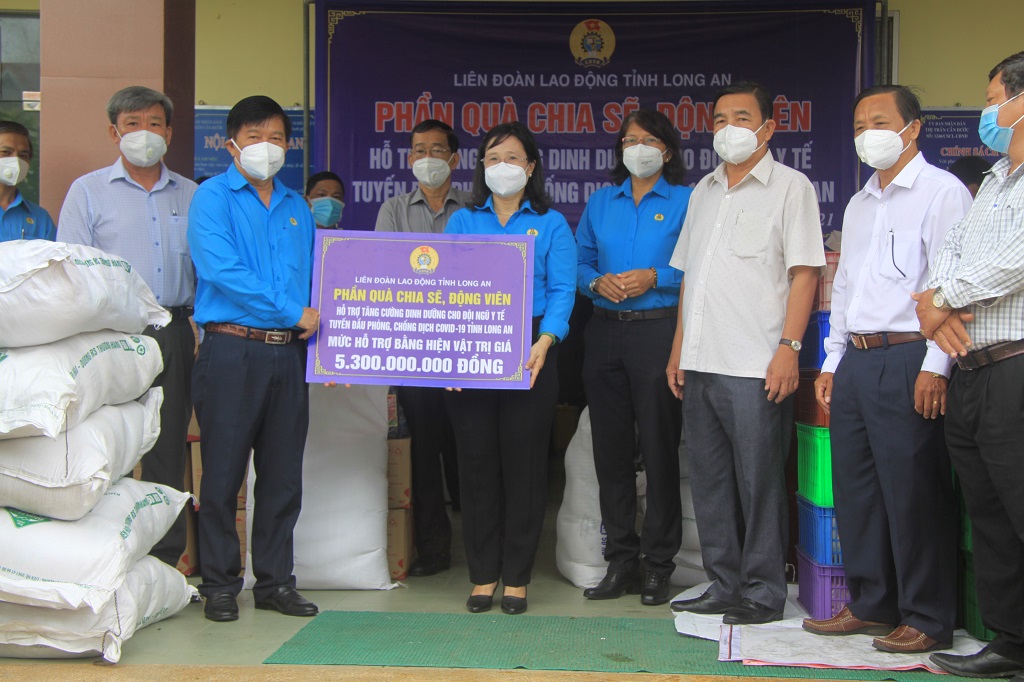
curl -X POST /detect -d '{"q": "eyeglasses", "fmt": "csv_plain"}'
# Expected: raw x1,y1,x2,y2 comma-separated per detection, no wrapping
483,153,528,167
621,136,663,147
409,147,451,160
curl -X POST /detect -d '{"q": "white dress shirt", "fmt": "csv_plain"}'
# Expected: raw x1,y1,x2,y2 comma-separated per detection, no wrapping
823,153,972,376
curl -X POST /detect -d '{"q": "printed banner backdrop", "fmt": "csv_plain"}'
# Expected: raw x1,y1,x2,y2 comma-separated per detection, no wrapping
918,108,1003,173
314,0,873,232
194,106,314,193
307,231,534,389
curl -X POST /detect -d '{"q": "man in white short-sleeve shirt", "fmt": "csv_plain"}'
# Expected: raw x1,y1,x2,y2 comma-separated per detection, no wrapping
666,81,825,625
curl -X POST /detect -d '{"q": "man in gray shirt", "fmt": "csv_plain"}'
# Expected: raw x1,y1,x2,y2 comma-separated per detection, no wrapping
375,119,470,576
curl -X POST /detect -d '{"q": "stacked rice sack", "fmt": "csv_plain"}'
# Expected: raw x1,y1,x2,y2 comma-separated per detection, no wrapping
0,241,196,662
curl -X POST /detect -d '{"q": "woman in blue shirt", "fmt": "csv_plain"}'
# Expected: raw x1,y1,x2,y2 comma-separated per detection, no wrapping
576,109,692,607
445,121,576,615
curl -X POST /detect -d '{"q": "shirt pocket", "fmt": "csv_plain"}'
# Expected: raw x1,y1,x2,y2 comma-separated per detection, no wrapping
729,209,772,259
878,230,913,281
167,216,190,257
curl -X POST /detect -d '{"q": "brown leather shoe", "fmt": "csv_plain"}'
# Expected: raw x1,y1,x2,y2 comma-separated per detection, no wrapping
803,606,894,636
872,624,950,653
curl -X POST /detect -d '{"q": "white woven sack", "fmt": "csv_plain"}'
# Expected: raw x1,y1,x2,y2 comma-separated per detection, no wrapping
242,384,395,590
0,240,171,348
0,556,197,663
555,408,607,588
0,388,163,520
0,477,188,611
0,330,163,440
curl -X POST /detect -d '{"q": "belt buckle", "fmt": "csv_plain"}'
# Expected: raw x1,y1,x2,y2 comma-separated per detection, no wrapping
852,335,865,350
264,331,289,345
956,353,980,371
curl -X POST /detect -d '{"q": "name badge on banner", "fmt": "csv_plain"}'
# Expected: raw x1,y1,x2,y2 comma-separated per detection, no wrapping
307,231,534,389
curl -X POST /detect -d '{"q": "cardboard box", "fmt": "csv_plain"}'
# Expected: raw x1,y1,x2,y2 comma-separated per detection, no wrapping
387,438,412,509
187,408,200,438
175,445,199,576
386,508,412,580
236,509,247,570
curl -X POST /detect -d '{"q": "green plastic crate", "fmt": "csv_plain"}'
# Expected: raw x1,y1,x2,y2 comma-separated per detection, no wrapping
797,423,833,507
960,550,996,641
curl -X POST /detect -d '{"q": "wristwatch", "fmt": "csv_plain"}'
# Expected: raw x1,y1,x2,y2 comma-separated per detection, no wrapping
780,338,802,352
589,276,600,293
932,287,949,309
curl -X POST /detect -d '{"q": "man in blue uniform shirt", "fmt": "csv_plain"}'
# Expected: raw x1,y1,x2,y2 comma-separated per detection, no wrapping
0,121,55,242
188,95,319,623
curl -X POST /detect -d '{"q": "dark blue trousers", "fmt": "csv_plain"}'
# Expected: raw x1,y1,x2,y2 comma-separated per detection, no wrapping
830,340,956,641
192,332,309,600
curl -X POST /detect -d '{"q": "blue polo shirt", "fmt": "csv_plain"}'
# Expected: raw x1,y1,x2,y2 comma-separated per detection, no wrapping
445,197,576,342
188,163,315,329
0,193,56,242
576,176,692,311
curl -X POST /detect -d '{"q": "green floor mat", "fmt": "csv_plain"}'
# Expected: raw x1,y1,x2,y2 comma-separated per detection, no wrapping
265,611,961,679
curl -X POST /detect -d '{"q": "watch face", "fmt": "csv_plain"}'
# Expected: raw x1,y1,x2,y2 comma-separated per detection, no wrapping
791,340,803,351
933,291,946,308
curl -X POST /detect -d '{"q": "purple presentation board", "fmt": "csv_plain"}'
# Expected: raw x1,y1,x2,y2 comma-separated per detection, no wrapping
307,231,534,389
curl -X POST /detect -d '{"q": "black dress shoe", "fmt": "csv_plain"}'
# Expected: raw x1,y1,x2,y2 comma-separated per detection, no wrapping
583,568,642,600
255,586,319,617
466,594,493,613
670,590,738,614
407,555,451,577
722,598,783,625
204,592,239,622
640,570,671,606
931,646,1024,678
501,595,528,615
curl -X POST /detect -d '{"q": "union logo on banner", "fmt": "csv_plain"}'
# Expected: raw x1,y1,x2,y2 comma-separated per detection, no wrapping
410,245,440,274
570,19,615,68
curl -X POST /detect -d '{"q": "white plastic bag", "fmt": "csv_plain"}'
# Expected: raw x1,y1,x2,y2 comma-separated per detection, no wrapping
0,477,189,611
0,240,171,348
0,556,197,663
242,384,395,590
0,388,162,520
0,331,163,440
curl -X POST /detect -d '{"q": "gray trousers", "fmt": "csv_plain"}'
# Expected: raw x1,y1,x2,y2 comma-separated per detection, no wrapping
683,371,791,610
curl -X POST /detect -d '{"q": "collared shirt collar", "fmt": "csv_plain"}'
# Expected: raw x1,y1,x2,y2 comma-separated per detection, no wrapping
226,162,287,210
711,150,775,189
479,195,538,215
410,184,462,206
5,190,24,210
864,151,926,197
616,174,672,199
108,157,173,192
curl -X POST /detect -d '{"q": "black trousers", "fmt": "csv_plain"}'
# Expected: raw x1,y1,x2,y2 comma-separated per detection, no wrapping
582,314,682,575
144,316,196,567
946,352,1024,661
192,332,309,600
445,344,559,587
397,386,457,559
830,340,956,641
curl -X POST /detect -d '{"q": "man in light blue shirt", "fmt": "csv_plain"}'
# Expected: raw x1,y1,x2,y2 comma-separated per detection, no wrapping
0,121,55,242
57,86,197,570
188,95,319,623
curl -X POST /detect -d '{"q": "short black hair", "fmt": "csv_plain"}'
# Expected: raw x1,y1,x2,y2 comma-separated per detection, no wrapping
610,109,686,185
713,81,773,121
306,171,345,197
411,119,459,153
948,156,992,188
990,51,1024,98
853,85,922,125
0,120,33,158
470,121,551,214
226,95,291,140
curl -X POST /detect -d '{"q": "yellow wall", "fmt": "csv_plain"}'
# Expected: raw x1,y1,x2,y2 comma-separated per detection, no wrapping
890,0,1022,107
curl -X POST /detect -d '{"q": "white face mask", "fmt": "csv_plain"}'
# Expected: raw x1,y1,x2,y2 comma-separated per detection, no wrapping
231,139,286,181
118,130,167,168
412,156,452,189
713,122,767,165
484,162,528,198
0,157,29,186
622,144,665,179
854,122,912,170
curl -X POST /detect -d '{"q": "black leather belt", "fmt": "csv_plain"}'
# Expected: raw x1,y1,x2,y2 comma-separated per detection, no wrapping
593,306,677,322
205,322,295,345
956,339,1024,371
166,305,193,321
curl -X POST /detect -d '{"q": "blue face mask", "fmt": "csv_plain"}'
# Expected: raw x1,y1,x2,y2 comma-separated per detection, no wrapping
978,89,1024,154
311,196,344,227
